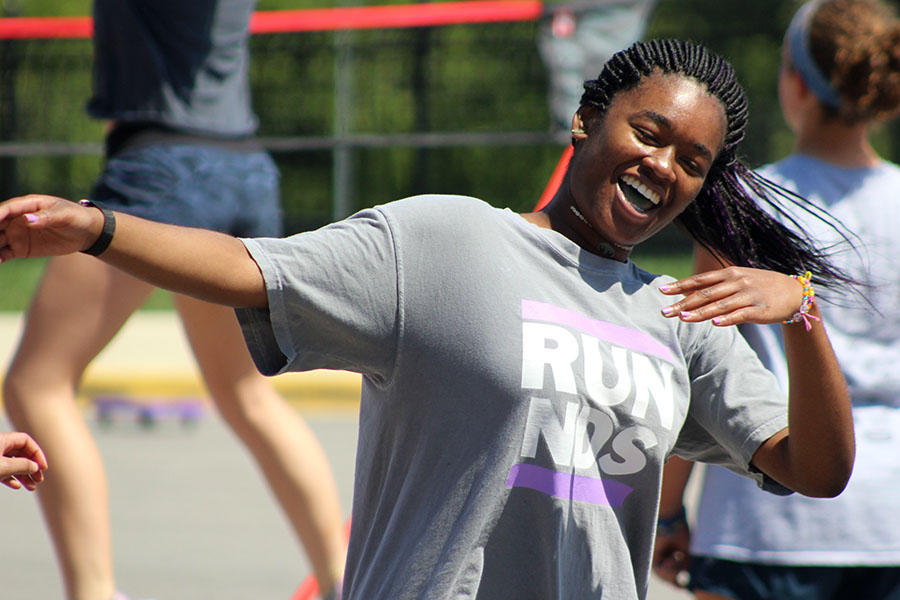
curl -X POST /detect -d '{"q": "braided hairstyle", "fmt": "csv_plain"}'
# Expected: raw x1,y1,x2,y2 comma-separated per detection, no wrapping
579,39,856,291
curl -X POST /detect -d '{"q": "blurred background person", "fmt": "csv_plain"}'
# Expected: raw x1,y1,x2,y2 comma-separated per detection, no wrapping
538,0,657,131
654,1,900,599
1,2,346,599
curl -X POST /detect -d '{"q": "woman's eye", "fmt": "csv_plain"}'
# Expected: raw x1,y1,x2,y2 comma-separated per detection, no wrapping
680,158,703,176
634,127,658,145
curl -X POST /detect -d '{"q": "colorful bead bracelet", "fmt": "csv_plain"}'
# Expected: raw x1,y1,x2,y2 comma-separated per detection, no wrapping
783,271,820,331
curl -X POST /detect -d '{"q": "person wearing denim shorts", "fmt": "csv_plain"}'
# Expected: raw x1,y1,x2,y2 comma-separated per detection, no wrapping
1,2,346,600
92,140,283,239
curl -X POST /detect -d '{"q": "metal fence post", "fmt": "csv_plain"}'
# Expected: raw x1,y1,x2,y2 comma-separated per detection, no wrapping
0,0,21,195
332,4,355,222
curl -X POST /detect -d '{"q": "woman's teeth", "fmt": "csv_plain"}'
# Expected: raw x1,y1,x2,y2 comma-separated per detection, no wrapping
620,175,660,212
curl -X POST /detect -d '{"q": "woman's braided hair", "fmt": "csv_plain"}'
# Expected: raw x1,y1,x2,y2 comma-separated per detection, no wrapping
580,39,856,291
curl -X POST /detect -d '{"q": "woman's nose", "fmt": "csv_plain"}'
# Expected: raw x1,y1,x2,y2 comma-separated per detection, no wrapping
642,146,676,183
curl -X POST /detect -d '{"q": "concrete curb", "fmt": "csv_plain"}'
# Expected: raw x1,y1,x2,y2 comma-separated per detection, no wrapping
0,311,362,409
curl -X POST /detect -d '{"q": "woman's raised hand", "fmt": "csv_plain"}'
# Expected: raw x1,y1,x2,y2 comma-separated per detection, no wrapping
658,266,805,327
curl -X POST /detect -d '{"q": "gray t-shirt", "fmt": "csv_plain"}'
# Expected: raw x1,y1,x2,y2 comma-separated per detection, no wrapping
237,195,788,599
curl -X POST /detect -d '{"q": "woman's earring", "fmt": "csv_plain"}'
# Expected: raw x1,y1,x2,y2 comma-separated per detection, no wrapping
571,127,585,135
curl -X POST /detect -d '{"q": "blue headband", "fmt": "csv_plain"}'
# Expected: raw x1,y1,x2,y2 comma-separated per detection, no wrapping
786,0,842,108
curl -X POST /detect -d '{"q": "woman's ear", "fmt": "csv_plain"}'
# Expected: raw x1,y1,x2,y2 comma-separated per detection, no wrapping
778,64,816,132
570,112,588,141
789,68,813,100
782,62,822,106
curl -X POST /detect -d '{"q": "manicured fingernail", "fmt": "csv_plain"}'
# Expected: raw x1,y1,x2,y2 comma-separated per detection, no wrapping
661,306,674,316
25,214,38,223
659,283,671,292
680,311,692,319
712,317,722,325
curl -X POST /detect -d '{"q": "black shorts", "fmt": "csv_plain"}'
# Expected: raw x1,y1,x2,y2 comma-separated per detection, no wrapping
689,556,900,600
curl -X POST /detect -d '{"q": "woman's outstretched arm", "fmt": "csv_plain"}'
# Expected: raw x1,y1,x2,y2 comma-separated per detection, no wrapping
0,194,268,308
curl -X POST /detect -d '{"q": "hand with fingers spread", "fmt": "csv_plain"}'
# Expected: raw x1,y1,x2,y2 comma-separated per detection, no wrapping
0,194,104,263
0,432,48,492
658,266,805,327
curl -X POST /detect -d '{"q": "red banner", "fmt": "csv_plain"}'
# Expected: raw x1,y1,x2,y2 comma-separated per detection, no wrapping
0,1,543,40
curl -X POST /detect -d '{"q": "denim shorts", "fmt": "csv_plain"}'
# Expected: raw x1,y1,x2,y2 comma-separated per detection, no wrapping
90,143,283,238
689,556,900,600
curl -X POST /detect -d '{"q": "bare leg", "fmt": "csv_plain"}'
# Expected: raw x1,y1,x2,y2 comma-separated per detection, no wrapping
3,255,154,600
173,295,346,594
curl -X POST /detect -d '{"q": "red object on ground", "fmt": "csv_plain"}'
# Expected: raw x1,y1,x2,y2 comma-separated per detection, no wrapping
290,518,353,600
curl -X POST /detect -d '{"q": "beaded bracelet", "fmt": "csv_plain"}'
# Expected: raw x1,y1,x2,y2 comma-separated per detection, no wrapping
783,271,820,331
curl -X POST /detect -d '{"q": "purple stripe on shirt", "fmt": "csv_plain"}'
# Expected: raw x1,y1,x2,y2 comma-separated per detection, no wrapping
522,299,676,364
506,463,634,506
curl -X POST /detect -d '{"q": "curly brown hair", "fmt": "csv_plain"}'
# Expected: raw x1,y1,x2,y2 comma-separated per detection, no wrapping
808,0,900,122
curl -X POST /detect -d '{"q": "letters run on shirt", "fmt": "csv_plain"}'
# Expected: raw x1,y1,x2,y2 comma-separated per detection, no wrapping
507,299,678,506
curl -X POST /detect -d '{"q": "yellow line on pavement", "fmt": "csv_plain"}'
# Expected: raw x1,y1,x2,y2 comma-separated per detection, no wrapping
0,370,363,414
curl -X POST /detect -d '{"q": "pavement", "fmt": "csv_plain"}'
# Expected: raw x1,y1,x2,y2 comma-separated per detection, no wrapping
0,311,694,599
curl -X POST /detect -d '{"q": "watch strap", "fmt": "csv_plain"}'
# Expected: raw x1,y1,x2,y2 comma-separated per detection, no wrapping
78,199,116,256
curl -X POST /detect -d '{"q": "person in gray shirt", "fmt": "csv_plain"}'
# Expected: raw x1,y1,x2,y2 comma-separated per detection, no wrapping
0,39,859,600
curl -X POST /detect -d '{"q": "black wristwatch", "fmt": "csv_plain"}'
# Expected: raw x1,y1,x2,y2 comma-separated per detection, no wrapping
78,199,116,256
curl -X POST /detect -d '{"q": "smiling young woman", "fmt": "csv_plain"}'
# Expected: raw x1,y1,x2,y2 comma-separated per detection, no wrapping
0,38,863,600
529,39,856,287
528,73,728,256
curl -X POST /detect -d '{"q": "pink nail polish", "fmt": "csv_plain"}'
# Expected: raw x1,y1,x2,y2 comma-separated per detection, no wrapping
659,283,671,292
680,311,691,319
712,317,722,325
25,214,38,224
661,306,674,316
